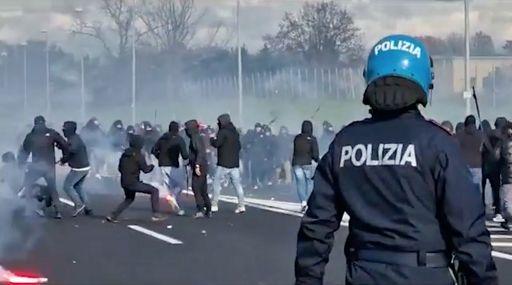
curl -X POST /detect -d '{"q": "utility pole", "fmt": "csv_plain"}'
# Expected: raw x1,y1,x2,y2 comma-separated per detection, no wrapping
464,0,471,116
237,0,243,127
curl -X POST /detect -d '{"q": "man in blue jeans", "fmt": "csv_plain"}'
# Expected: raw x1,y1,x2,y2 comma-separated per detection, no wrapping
292,120,319,212
60,121,93,217
456,115,484,195
210,114,245,214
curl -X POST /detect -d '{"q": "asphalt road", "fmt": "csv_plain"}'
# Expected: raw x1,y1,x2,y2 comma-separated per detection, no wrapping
1,177,512,285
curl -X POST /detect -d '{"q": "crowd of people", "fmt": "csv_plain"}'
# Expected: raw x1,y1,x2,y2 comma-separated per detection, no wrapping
441,115,512,228
0,112,336,221
2,111,512,228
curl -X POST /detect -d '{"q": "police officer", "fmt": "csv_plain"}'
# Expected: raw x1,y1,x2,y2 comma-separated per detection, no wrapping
295,35,497,285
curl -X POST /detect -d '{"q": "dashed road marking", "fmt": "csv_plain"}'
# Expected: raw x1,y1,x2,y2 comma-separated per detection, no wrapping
59,198,75,207
127,225,183,245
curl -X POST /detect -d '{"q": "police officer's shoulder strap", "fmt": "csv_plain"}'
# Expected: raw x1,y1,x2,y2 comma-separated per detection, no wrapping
426,119,452,136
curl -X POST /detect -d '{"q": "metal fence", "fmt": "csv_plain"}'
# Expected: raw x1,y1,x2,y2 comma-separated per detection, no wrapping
181,67,366,100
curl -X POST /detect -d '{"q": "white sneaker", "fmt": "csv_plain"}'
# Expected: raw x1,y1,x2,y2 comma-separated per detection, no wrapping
211,205,219,213
493,214,505,223
235,206,246,214
177,210,185,216
301,202,307,213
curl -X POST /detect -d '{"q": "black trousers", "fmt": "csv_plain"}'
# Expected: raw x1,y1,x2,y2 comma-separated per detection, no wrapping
192,169,211,213
482,170,501,214
346,261,455,285
112,182,160,218
23,163,59,211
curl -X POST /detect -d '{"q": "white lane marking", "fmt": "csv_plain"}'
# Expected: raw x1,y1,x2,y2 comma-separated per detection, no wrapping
492,242,512,247
184,191,512,260
127,225,183,245
492,251,512,260
488,227,508,232
59,198,75,207
491,235,512,239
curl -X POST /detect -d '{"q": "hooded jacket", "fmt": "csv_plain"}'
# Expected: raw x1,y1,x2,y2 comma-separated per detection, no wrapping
118,135,154,187
292,120,319,166
80,117,106,150
108,120,127,151
152,121,189,168
456,123,483,168
18,116,68,167
61,121,90,169
185,120,208,168
210,114,241,168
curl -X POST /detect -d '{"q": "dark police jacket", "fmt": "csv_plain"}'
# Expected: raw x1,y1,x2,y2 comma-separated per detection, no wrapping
295,110,497,285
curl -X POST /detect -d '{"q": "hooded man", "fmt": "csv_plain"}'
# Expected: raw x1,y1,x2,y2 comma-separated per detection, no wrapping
276,126,293,185
292,120,319,212
80,117,106,179
295,35,497,285
106,135,166,223
108,120,127,152
18,115,68,219
210,114,245,214
152,121,189,216
320,121,336,156
60,121,92,217
456,115,484,194
185,120,211,218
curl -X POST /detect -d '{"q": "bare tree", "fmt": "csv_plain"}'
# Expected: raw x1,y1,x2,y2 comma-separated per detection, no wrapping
73,0,136,59
136,0,202,51
263,1,362,65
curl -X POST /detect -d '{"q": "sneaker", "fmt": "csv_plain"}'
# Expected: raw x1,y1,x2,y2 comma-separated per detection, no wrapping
301,202,308,213
493,214,505,223
73,205,86,217
211,205,219,213
34,208,45,217
106,216,119,223
84,208,93,216
205,211,212,218
177,210,186,216
235,206,246,214
151,214,167,222
54,212,62,220
194,212,205,219
501,222,511,231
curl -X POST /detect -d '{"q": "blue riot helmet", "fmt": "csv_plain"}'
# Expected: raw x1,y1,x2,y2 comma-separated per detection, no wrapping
363,35,434,108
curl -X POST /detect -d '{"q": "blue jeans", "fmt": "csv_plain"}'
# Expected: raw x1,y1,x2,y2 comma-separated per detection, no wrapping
294,165,314,203
63,169,89,209
212,166,245,207
470,168,483,195
161,167,186,208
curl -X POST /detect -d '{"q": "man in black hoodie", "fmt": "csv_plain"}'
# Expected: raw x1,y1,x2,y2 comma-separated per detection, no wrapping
152,121,189,215
106,135,166,222
456,115,484,195
61,121,92,217
499,122,512,230
292,120,319,212
18,115,68,219
319,121,335,156
210,114,245,214
185,120,211,218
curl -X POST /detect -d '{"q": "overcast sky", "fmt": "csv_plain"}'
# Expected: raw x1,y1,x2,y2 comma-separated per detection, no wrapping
0,0,510,55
